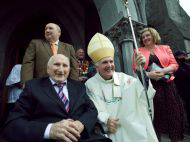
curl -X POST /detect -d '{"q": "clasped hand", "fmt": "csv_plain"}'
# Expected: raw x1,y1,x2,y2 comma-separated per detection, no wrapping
147,70,165,81
49,119,84,142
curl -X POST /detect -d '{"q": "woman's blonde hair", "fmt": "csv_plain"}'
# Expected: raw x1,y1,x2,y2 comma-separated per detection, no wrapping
140,27,161,47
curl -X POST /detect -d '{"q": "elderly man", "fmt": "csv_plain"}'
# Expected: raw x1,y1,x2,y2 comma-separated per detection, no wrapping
21,23,78,86
85,33,158,142
2,54,111,142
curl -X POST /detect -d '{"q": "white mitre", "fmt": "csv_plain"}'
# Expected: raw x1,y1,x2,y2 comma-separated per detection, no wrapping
87,33,114,63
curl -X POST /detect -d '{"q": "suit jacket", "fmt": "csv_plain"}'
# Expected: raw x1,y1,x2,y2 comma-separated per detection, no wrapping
133,45,178,80
3,78,111,142
21,39,79,84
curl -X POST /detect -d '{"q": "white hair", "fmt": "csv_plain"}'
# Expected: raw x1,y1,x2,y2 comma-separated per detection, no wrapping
47,54,69,67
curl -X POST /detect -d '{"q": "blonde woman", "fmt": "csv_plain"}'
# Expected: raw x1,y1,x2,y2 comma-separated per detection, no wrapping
133,27,184,142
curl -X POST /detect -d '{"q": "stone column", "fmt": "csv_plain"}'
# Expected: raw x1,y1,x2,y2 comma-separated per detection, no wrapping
106,29,122,72
120,38,134,76
105,17,146,76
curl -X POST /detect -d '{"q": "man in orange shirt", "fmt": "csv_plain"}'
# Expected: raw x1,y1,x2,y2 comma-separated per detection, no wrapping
21,23,79,86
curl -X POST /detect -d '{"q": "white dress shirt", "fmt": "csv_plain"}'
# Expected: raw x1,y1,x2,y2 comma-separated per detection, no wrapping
44,77,69,139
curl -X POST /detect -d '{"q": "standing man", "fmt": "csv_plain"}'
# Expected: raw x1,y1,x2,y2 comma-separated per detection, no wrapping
76,48,86,62
75,48,89,82
21,23,78,86
85,33,158,142
174,51,190,128
2,54,111,142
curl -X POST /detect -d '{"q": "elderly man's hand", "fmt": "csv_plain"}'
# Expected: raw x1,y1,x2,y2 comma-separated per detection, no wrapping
73,120,84,134
49,119,80,142
107,117,119,133
67,119,84,134
135,52,146,70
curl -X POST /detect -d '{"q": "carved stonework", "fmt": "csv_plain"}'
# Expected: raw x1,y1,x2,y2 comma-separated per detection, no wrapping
105,17,146,44
104,17,147,74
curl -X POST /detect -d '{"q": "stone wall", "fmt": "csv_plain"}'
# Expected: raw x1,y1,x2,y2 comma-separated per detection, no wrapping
146,0,190,52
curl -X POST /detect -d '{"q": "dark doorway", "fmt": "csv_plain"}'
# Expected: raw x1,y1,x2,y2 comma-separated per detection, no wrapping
4,14,73,76
0,0,102,125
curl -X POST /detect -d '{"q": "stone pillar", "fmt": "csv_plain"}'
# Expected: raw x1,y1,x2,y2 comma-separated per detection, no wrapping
120,38,134,76
113,39,122,72
105,17,146,76
106,29,122,72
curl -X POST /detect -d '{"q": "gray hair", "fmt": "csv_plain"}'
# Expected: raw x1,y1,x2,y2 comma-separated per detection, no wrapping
95,57,114,67
95,61,100,67
47,54,69,67
55,24,61,33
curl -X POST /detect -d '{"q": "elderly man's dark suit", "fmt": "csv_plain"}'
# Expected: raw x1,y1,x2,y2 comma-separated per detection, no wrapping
21,39,79,84
3,78,111,142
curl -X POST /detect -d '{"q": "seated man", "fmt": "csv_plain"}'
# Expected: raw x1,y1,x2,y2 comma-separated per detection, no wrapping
2,54,111,142
85,33,158,142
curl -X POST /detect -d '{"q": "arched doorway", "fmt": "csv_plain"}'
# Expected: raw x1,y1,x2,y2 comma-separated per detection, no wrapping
3,15,72,81
0,0,102,124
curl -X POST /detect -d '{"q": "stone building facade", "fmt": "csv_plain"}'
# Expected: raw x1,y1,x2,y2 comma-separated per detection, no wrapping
0,0,190,121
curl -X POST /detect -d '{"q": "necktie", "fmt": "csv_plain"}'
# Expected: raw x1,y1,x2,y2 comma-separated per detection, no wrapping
57,83,70,112
51,43,58,55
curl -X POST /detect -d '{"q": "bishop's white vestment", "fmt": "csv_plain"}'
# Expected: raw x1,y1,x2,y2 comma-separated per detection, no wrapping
85,72,158,142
